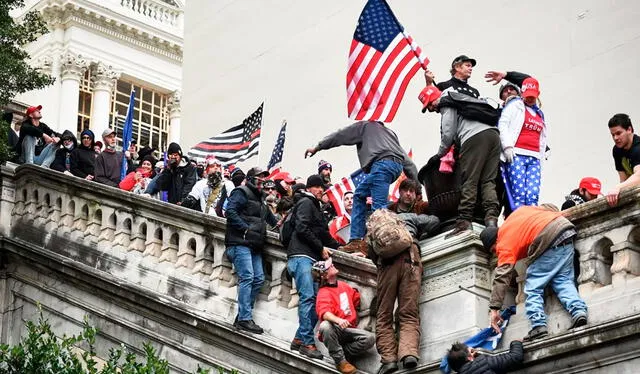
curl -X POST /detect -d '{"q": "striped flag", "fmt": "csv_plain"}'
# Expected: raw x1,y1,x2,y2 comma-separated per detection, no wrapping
326,169,368,217
187,103,263,165
388,148,413,202
347,0,429,122
267,120,287,176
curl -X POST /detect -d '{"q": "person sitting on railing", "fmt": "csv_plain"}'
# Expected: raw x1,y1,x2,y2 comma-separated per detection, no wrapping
119,155,157,195
313,257,375,374
480,204,588,342
225,167,278,334
606,113,640,206
50,130,77,175
70,129,96,181
143,142,197,205
287,175,340,360
446,339,523,373
94,128,123,188
15,105,59,168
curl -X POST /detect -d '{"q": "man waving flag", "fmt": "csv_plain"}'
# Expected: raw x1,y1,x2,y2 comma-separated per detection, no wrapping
347,0,429,122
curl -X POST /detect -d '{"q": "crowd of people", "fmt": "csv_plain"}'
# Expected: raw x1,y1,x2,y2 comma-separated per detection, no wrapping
4,52,640,374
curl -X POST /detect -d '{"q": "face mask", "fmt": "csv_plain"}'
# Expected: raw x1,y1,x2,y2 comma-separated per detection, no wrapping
105,144,115,151
64,143,74,150
207,171,222,188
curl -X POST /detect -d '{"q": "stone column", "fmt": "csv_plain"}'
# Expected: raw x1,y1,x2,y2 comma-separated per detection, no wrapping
167,90,181,144
90,62,121,137
58,53,88,132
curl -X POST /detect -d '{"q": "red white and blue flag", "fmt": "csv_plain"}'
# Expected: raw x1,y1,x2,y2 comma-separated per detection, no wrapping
267,120,287,177
326,169,367,217
347,0,429,122
188,103,263,165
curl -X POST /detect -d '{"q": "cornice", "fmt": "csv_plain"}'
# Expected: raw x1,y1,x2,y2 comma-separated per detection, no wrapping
38,1,183,63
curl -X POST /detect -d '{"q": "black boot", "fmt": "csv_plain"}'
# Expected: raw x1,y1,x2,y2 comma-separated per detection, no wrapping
445,220,472,239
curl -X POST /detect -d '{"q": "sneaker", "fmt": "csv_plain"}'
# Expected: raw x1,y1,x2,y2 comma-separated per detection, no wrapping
235,320,264,334
299,344,323,359
523,325,548,341
377,362,399,374
402,355,418,369
339,239,367,256
290,338,303,351
444,220,472,239
336,360,357,374
570,315,587,329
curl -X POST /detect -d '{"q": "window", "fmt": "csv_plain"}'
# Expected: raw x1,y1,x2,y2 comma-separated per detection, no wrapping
77,70,92,134
109,79,170,153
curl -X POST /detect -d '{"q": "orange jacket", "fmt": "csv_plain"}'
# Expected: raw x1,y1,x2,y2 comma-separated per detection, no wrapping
496,206,563,266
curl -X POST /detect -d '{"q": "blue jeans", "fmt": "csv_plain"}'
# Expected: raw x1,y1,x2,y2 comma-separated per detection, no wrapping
350,159,403,239
226,245,265,321
524,242,587,328
22,135,57,167
288,256,318,345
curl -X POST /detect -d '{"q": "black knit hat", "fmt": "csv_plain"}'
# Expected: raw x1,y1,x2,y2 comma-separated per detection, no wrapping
306,174,324,189
167,142,182,156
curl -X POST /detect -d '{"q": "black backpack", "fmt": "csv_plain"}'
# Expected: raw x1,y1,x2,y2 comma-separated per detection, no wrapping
279,203,299,248
439,91,501,126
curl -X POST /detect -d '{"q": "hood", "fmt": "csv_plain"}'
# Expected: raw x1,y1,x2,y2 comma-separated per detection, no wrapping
78,129,95,150
57,130,78,149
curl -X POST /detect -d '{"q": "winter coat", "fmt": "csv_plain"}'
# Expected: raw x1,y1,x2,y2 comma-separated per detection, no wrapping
71,129,96,178
50,130,77,173
119,168,154,192
224,184,276,251
457,341,523,374
497,98,547,161
287,192,340,261
95,150,122,187
145,158,197,204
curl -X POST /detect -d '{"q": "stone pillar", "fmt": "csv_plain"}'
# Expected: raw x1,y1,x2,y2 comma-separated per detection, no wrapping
90,62,121,137
58,53,88,132
167,90,181,144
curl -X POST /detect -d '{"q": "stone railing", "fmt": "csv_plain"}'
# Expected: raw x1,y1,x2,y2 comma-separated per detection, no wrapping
3,162,640,373
118,0,183,28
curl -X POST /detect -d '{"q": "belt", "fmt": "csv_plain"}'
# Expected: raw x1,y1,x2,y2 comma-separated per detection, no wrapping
378,155,403,164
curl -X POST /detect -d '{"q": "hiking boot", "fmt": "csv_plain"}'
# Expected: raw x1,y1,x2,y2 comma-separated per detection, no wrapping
235,320,264,334
570,315,588,329
339,239,367,256
336,360,357,374
290,338,303,351
523,325,548,341
377,362,399,374
444,220,472,239
299,344,323,359
402,355,418,369
484,217,498,228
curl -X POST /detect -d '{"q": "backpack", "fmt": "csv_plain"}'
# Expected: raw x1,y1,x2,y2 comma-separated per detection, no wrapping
279,203,298,248
365,209,413,259
439,91,501,126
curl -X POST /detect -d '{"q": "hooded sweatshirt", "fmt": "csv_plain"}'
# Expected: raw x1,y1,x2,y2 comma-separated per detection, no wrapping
50,130,77,172
71,129,96,178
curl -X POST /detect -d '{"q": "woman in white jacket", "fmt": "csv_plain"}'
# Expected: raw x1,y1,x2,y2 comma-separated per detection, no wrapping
497,77,547,209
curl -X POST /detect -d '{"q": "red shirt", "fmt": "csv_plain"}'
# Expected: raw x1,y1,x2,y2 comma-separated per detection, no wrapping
316,280,360,327
514,107,545,152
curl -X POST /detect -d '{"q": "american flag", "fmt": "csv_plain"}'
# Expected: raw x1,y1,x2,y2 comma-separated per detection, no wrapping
187,103,263,165
347,0,429,122
267,121,287,176
388,148,413,202
326,169,368,217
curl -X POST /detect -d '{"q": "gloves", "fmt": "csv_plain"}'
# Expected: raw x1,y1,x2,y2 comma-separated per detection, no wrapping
503,147,515,163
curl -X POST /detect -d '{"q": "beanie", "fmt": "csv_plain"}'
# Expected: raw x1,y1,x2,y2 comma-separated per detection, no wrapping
306,174,324,189
318,160,332,173
167,142,182,156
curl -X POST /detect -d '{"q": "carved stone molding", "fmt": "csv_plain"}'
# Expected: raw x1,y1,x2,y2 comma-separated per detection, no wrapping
60,52,88,81
167,90,181,117
33,55,54,75
91,62,121,92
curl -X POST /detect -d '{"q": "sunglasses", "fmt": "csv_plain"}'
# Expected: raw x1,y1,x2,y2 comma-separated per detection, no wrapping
264,187,276,191
81,136,91,139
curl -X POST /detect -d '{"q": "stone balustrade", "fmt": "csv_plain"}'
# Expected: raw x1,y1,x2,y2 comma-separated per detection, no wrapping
119,0,183,27
3,163,640,373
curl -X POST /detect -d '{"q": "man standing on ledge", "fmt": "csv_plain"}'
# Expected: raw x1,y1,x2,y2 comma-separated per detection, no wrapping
606,113,640,206
305,121,418,255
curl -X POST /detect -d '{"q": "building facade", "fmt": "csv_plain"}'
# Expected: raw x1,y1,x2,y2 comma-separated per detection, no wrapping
11,0,184,152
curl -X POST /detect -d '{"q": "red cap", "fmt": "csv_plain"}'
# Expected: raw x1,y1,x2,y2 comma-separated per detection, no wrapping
205,154,221,166
418,86,442,113
579,177,602,196
25,105,42,116
521,77,540,99
272,171,295,184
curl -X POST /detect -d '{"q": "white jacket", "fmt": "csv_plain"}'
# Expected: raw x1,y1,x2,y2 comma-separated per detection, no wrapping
498,98,547,162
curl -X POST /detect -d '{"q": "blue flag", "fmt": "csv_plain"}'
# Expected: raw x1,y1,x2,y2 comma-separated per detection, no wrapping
439,306,517,374
120,90,135,181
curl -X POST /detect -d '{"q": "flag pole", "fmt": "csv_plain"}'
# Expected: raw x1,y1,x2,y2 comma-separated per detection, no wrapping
257,100,265,167
280,119,286,170
380,0,428,70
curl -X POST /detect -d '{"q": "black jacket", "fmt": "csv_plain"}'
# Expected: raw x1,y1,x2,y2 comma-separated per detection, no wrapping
225,184,274,251
287,192,339,260
50,130,77,172
71,129,96,178
15,119,58,157
457,341,523,374
148,158,197,204
436,77,480,98
561,189,586,211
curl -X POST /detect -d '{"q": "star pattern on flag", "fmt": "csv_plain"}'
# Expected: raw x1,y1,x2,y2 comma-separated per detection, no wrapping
242,105,262,142
354,0,400,52
267,122,287,171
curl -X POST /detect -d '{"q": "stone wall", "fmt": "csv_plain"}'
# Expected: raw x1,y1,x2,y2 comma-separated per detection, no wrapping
2,164,640,373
